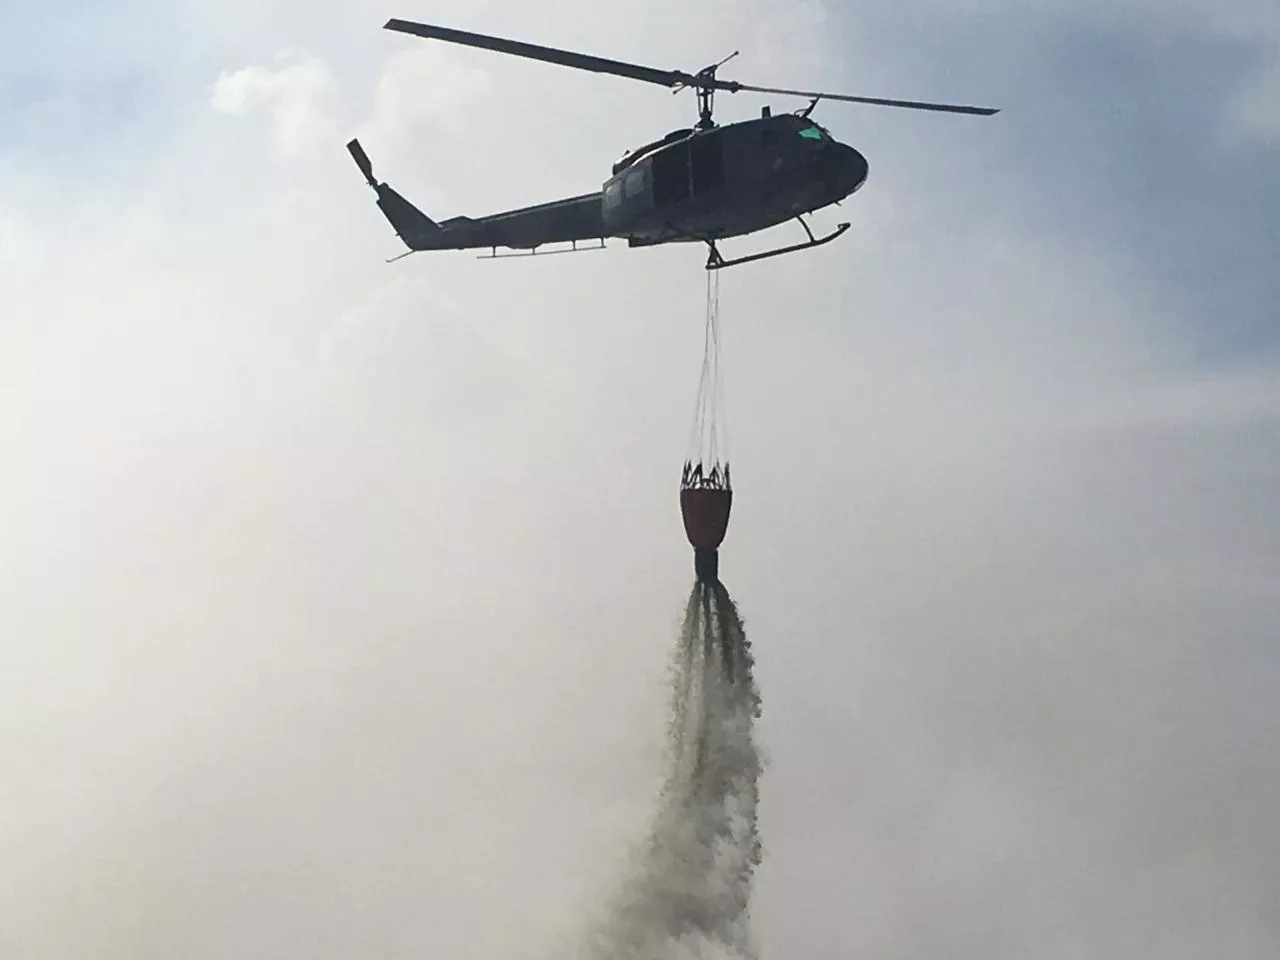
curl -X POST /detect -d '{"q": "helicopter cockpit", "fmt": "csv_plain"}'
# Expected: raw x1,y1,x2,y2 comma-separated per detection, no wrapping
789,116,833,144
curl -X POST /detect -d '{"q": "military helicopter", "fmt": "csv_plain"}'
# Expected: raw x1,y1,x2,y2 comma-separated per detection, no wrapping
347,18,998,270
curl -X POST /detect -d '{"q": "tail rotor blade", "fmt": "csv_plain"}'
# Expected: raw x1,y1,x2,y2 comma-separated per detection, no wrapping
347,138,377,186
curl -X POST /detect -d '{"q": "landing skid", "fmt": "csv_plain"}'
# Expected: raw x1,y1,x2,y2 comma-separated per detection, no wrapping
704,215,850,270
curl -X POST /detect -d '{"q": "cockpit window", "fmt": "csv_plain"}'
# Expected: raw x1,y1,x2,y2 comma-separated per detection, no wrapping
798,124,826,140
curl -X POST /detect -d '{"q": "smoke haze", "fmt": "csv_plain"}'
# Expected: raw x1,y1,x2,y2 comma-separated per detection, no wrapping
2,0,1279,958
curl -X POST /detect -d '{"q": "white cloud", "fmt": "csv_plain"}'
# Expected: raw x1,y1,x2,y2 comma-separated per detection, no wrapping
368,47,494,138
210,50,338,160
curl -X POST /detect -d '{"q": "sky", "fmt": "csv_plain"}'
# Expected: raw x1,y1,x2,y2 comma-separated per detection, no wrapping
2,0,1278,957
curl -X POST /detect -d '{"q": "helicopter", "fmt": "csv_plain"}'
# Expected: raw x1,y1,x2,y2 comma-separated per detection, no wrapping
347,18,998,270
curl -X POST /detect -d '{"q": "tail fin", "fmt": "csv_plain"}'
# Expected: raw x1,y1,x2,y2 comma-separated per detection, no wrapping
347,138,441,251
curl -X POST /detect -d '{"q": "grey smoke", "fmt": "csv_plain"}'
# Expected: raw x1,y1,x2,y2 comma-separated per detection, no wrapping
583,581,763,960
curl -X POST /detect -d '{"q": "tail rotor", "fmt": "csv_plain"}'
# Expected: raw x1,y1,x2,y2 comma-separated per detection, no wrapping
347,138,378,188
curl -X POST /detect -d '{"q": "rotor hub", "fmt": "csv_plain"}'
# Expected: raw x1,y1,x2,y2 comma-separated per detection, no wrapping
687,52,739,129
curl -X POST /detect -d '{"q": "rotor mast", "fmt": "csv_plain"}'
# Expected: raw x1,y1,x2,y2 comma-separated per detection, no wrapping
682,52,740,129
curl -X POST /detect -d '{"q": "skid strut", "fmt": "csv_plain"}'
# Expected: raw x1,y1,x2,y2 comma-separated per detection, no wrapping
704,215,850,270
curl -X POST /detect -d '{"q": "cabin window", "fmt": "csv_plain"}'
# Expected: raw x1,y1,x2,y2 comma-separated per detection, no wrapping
624,168,645,197
605,179,623,207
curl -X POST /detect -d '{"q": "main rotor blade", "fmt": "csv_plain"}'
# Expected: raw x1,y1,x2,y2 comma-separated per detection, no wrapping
727,81,999,116
384,19,696,89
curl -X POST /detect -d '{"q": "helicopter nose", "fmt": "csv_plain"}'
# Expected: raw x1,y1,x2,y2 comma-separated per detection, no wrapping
833,143,869,197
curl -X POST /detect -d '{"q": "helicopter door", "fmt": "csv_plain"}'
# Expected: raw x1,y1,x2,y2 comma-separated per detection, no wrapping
689,132,725,196
651,141,691,207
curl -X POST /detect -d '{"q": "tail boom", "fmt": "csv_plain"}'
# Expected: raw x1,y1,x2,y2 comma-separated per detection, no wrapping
347,137,606,258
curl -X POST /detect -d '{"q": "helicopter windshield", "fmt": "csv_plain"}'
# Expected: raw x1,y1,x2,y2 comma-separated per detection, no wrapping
796,120,829,141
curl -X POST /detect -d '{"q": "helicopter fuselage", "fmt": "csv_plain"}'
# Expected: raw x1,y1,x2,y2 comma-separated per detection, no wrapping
348,111,869,265
603,112,868,247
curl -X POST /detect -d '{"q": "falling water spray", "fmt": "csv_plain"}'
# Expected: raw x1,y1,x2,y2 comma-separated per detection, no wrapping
585,578,763,960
